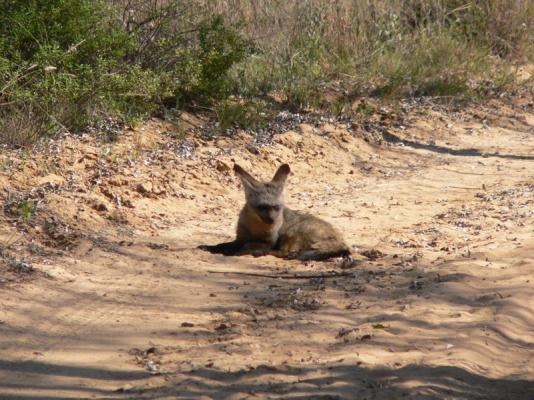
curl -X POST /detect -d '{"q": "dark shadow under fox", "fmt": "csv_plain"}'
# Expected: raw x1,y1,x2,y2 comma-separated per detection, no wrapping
199,163,351,261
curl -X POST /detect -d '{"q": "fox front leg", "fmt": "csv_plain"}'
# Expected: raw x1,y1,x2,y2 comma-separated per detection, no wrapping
198,240,244,256
235,241,274,257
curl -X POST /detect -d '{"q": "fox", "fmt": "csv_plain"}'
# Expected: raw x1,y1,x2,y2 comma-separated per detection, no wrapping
199,163,351,261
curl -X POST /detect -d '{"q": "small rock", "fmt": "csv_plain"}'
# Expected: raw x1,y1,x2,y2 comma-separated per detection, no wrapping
115,384,134,393
109,177,125,186
410,280,424,290
360,249,385,260
37,174,66,188
100,186,115,200
215,323,228,331
246,144,260,155
216,160,232,173
152,185,166,195
137,182,153,194
337,327,358,338
144,360,160,374
122,198,135,208
92,201,109,212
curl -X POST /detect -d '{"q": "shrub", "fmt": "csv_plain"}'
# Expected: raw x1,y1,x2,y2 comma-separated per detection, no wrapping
173,15,251,104
215,98,267,130
371,29,513,98
0,1,250,145
222,0,533,108
0,0,139,138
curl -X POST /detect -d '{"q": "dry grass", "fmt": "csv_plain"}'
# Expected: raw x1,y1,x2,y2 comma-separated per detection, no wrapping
206,0,534,106
0,105,49,148
207,0,534,58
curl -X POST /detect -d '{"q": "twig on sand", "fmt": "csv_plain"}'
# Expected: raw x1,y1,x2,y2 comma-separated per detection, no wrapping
206,270,357,280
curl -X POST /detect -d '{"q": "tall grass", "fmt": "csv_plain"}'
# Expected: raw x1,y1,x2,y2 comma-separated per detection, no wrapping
215,0,534,106
217,1,534,57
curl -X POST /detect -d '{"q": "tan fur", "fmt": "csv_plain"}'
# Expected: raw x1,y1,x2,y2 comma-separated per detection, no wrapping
236,205,283,244
199,163,350,260
233,164,350,260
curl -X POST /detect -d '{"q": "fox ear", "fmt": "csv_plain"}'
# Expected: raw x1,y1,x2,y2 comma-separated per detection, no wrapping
272,164,290,185
234,164,259,190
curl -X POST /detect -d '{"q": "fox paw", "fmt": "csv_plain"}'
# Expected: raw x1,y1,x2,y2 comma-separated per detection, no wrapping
250,249,268,257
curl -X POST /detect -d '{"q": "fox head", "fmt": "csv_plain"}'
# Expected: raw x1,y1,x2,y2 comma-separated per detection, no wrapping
234,163,290,225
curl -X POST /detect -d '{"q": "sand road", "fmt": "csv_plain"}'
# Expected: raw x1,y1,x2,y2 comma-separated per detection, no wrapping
0,100,533,399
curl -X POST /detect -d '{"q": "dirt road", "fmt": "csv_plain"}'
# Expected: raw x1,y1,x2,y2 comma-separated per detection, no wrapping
0,100,533,399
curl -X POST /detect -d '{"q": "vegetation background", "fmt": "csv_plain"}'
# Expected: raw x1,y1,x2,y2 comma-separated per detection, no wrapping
0,0,533,146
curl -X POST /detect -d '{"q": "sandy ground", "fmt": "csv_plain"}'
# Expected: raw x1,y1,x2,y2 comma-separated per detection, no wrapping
0,97,533,399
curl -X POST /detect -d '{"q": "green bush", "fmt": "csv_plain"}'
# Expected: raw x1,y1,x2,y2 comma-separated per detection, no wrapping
172,15,251,104
0,1,250,145
215,98,267,130
0,0,138,136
